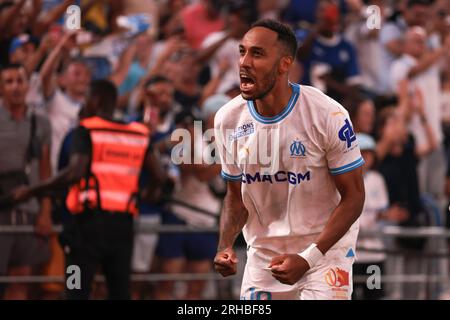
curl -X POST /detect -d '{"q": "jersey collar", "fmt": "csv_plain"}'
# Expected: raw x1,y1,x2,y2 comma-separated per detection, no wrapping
247,82,300,125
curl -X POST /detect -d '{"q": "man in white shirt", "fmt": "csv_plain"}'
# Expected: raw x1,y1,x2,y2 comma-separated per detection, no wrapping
214,19,365,300
379,0,432,94
40,32,91,173
390,26,450,207
199,3,255,95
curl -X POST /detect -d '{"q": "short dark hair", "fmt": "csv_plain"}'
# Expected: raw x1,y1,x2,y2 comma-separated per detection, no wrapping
228,1,258,26
250,19,298,58
342,94,368,122
0,63,26,73
144,75,172,88
90,79,117,111
61,57,89,74
0,63,27,79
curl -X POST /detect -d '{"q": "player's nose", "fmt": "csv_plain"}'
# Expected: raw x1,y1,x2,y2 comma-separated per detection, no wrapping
239,52,252,68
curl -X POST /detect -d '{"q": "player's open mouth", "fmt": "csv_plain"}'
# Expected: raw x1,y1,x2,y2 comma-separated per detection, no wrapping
240,74,255,92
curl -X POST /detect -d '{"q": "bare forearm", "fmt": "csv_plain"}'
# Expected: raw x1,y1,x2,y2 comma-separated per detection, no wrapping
316,196,364,254
39,197,52,216
297,30,318,61
0,0,26,38
218,189,248,250
315,170,365,254
195,34,229,64
28,0,42,33
408,49,444,79
109,45,137,87
33,0,71,36
31,166,82,198
40,42,65,98
25,43,47,76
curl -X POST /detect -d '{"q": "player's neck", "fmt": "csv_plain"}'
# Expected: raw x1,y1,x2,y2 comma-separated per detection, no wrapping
254,81,292,118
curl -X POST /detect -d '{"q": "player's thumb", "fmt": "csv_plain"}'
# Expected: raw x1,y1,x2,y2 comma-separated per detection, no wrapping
269,254,286,268
229,251,239,264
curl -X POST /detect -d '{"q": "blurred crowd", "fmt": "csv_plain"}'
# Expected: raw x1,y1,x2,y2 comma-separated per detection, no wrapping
0,0,450,300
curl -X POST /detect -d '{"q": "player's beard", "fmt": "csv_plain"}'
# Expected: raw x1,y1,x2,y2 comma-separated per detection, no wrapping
242,62,278,101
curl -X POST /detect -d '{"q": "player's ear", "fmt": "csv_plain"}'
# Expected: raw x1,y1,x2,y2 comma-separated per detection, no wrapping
278,55,293,74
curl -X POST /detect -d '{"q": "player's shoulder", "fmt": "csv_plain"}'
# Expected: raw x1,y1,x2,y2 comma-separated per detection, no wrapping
214,94,247,128
298,85,348,116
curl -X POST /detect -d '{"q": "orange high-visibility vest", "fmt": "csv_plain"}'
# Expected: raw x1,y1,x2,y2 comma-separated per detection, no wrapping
66,116,150,215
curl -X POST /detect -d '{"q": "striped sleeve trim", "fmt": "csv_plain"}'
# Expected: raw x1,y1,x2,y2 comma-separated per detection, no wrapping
329,157,365,176
221,171,243,181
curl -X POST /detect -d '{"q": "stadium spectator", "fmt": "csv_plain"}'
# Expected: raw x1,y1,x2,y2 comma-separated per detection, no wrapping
39,31,91,173
379,0,433,94
297,0,362,103
353,133,408,300
130,76,180,299
390,26,448,207
344,0,391,96
8,79,166,300
345,95,376,135
154,110,221,300
179,0,225,49
198,2,255,95
109,33,155,111
374,85,436,299
0,64,52,299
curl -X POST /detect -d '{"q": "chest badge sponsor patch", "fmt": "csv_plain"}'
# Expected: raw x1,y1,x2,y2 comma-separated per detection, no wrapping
229,122,255,141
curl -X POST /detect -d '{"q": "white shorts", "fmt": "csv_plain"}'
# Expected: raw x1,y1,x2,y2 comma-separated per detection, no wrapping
131,214,161,273
240,246,355,300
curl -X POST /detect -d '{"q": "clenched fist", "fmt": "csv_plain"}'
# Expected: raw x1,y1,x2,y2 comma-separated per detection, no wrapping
269,254,310,285
214,247,238,277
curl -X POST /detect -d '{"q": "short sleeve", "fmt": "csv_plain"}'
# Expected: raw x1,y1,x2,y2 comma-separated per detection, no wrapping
69,126,92,157
214,112,243,182
325,107,364,175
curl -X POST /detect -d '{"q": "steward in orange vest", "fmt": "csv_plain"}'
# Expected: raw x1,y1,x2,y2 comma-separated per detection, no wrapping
65,116,149,215
9,80,166,300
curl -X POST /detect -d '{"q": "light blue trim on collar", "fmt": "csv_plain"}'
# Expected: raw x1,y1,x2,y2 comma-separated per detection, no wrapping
247,83,300,124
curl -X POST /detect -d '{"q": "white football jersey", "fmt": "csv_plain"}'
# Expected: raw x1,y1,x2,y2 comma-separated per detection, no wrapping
214,83,364,255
